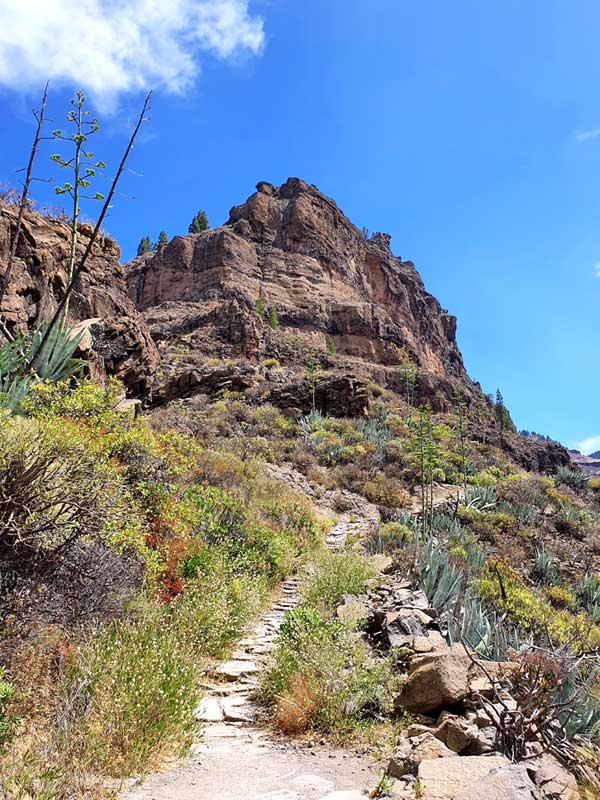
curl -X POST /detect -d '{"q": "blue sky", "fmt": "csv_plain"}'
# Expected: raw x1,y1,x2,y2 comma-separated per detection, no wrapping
1,0,599,451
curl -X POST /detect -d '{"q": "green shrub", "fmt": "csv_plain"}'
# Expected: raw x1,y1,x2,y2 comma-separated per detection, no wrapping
477,562,600,651
260,606,393,735
0,668,16,752
174,562,266,658
458,506,516,544
67,604,199,776
545,586,575,609
302,549,376,613
368,521,413,555
363,474,410,508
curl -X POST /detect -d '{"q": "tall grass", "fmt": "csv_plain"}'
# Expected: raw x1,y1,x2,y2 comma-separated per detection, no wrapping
302,549,375,613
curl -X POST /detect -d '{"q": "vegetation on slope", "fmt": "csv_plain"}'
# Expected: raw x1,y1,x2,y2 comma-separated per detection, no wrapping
0,378,322,797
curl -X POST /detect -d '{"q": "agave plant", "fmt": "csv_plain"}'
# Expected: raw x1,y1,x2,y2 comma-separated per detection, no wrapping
0,319,84,412
26,320,84,381
299,409,325,439
464,485,497,511
556,465,590,492
0,335,32,413
531,545,561,586
447,597,526,661
354,414,390,454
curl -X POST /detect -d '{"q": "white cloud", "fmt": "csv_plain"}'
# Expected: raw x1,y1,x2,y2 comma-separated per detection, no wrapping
573,435,600,455
0,0,264,107
594,263,600,278
576,128,600,143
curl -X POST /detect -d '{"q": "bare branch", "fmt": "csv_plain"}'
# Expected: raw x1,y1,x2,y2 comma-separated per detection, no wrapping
28,91,152,368
0,82,49,324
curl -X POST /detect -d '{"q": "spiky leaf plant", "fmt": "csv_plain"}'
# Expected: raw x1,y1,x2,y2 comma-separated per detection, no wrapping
0,321,84,412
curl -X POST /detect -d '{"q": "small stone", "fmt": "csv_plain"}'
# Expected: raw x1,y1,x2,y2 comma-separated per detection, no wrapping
370,554,394,573
221,697,255,723
195,696,223,722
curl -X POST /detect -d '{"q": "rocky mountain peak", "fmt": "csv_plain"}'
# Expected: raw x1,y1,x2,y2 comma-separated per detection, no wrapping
127,178,472,409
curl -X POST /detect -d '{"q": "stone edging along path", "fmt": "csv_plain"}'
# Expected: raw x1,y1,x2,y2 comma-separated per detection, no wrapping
123,506,384,800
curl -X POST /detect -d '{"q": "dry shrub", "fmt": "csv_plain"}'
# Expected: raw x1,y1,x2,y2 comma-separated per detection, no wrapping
0,624,72,727
363,474,410,509
274,672,324,734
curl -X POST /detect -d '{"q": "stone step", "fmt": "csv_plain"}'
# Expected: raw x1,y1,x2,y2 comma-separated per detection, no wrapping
195,696,224,722
213,660,260,680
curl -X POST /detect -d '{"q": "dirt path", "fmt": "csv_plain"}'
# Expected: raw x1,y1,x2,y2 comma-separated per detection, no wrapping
123,509,383,800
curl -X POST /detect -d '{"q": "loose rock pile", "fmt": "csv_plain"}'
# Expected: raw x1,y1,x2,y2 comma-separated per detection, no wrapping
356,579,582,799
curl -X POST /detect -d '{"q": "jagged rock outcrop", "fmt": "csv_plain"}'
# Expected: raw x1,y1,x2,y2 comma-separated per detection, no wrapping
0,202,158,395
126,178,474,409
125,178,570,471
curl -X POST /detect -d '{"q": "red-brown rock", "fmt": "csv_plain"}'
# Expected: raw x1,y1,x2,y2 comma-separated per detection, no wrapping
0,202,158,395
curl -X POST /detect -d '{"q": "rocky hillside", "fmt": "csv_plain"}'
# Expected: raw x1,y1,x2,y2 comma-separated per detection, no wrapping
125,178,569,472
0,201,158,394
569,450,600,476
0,183,570,471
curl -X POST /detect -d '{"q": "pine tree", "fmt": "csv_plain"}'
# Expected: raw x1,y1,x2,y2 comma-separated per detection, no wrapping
154,231,168,251
255,296,265,319
268,306,280,329
495,388,516,433
188,210,209,233
137,236,151,255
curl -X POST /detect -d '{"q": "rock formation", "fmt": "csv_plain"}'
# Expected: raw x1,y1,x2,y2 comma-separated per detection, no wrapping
0,201,158,394
126,178,475,410
125,178,570,471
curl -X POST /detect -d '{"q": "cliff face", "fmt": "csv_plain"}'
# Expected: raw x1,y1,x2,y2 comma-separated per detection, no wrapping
0,202,158,394
127,178,473,408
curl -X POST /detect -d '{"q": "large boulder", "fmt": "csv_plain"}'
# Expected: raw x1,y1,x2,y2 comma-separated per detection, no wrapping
395,645,473,714
417,755,536,800
527,754,581,800
395,645,515,715
451,763,538,800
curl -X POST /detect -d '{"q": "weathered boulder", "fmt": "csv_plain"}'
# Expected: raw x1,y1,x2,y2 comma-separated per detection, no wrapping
395,645,473,714
387,733,455,778
435,713,480,754
451,763,538,800
417,755,529,800
395,645,516,715
527,754,581,800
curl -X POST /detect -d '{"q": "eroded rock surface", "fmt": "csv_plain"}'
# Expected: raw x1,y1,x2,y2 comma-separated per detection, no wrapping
0,202,158,394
